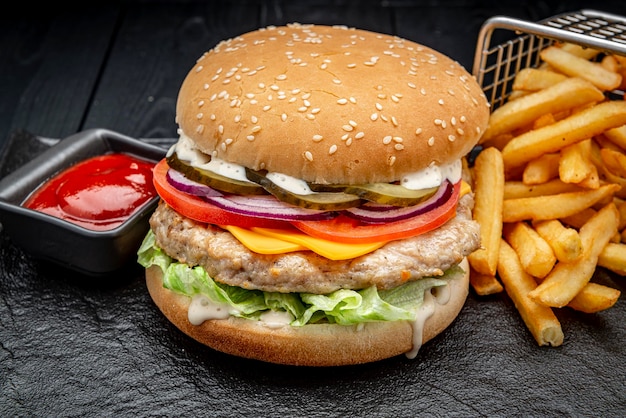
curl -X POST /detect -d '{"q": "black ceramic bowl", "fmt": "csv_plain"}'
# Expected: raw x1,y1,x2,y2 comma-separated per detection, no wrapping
0,129,167,276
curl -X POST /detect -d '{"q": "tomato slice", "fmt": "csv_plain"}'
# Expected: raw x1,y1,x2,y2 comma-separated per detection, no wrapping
291,181,460,244
152,159,289,229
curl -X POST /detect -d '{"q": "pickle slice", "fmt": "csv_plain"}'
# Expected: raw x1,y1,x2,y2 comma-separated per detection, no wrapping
309,182,439,207
167,153,266,195
245,168,362,210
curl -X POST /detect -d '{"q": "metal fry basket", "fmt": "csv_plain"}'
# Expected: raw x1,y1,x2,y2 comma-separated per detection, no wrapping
473,9,626,110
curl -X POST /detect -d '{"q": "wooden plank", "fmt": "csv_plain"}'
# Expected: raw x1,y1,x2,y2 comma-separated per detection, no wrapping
82,1,262,139
0,4,119,143
271,0,392,33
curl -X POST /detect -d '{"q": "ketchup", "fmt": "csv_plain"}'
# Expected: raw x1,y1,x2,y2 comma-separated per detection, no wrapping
23,153,157,231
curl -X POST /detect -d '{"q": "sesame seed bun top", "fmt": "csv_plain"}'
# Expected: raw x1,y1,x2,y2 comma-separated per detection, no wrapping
176,23,489,185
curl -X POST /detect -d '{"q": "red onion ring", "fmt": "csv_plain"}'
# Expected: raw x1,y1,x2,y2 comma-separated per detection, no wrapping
342,181,453,224
166,168,224,198
167,168,335,221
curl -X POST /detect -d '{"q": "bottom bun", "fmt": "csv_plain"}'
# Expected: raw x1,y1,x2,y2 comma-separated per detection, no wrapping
145,259,469,366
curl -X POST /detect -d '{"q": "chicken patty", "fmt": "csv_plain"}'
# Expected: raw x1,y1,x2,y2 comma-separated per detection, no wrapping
150,194,480,294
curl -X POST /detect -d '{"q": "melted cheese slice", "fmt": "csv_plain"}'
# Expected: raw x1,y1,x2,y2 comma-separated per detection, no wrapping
223,225,386,260
223,181,472,260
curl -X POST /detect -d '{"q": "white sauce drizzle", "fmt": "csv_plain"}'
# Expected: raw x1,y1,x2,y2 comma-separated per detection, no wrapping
401,159,462,190
171,130,463,192
266,172,314,195
259,310,295,329
405,290,436,359
187,294,233,325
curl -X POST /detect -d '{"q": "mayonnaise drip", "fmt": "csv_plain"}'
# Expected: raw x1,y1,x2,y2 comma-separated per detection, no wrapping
259,310,295,329
401,159,462,190
405,290,436,359
265,172,314,195
187,294,233,325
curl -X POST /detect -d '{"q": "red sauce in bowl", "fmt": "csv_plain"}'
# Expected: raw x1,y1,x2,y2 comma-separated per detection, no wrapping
23,153,157,231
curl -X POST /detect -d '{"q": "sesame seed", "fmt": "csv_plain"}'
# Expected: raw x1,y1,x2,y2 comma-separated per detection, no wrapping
391,95,399,102
415,128,423,135
218,124,224,134
378,94,387,99
196,125,204,134
370,113,378,121
393,136,403,143
333,79,342,84
203,83,210,90
391,116,398,127
389,156,396,166
408,83,416,89
307,114,315,120
448,135,456,142
234,115,241,123
298,106,307,112
196,113,203,119
342,124,354,132
460,115,467,123
313,134,323,142
428,136,435,146
451,117,457,125
225,138,233,145
457,128,465,135
394,144,404,151
383,135,392,145
438,99,445,105
281,113,287,122
276,74,287,80
420,88,426,95
247,135,255,141
304,151,313,162
311,108,321,114
375,103,383,111
355,132,365,139
251,115,258,123
302,93,311,100
251,126,262,133
341,133,350,140
263,105,271,111
337,98,348,105
434,119,442,126
329,144,338,155
210,114,216,120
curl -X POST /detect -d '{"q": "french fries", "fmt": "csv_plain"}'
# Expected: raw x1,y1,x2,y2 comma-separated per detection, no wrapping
467,147,504,276
497,240,564,346
482,77,604,142
469,41,625,347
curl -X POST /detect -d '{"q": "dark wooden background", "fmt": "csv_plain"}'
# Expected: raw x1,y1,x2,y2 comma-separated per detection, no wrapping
1,1,625,416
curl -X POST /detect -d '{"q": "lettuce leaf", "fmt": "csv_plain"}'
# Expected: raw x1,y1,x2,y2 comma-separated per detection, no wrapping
138,231,461,326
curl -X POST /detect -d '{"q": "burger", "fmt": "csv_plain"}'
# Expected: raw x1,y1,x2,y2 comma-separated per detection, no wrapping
138,23,489,366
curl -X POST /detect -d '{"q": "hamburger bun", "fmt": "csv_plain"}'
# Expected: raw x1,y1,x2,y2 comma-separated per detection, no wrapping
146,258,469,367
141,23,487,366
176,23,489,184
